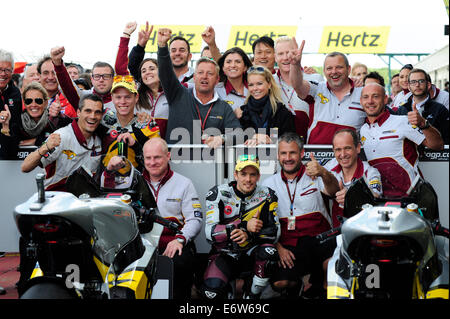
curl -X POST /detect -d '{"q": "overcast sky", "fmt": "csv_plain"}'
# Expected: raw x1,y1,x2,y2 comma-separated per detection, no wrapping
2,0,448,69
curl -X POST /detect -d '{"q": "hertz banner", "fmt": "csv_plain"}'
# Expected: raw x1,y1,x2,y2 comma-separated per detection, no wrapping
142,25,206,53
227,26,298,53
141,24,434,55
319,26,391,54
142,25,297,54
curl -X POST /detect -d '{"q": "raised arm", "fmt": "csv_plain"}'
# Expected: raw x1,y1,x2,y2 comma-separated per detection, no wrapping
201,26,222,62
127,22,154,79
115,21,138,76
51,46,82,109
288,38,311,100
157,28,184,104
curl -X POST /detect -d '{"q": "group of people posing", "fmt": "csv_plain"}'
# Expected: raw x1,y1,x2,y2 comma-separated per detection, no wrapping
0,21,448,299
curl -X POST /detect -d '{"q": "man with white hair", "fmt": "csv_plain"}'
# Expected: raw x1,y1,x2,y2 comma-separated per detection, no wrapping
0,49,22,159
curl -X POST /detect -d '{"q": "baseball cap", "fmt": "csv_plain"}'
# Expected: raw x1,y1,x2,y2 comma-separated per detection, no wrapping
235,154,260,172
111,75,138,94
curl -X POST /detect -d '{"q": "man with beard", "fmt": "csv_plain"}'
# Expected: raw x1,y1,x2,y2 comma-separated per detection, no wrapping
262,132,339,298
360,83,443,197
396,69,448,144
157,27,240,149
288,39,365,144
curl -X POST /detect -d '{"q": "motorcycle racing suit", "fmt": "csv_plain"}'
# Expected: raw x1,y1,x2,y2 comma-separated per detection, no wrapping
201,181,280,299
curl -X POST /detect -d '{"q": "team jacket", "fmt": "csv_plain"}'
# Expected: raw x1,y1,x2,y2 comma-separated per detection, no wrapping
205,182,280,253
143,168,203,249
325,157,382,227
101,117,160,172
40,120,102,190
261,165,332,247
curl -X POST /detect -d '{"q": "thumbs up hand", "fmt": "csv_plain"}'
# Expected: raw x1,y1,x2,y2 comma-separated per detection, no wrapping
0,104,11,125
306,153,324,180
407,102,425,128
335,180,347,207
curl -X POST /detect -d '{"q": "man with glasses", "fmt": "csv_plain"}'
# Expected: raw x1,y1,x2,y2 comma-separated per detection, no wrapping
360,83,444,197
0,49,22,159
396,69,448,144
261,132,339,299
201,154,280,299
157,28,240,149
50,46,117,116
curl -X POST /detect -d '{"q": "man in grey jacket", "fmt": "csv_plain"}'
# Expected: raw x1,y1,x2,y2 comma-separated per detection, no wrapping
157,28,241,152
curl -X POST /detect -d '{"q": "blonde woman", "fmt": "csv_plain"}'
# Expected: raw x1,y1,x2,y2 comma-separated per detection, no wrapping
238,66,296,146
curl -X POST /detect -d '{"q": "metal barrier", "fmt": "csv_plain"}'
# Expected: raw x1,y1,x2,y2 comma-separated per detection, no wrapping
0,145,448,252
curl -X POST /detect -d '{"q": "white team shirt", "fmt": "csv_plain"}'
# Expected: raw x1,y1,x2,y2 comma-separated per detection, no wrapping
262,166,332,244
306,80,366,144
360,110,425,196
145,170,202,243
41,121,102,190
215,81,248,111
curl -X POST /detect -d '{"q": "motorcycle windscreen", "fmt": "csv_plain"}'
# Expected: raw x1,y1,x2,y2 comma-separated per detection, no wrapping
344,162,439,221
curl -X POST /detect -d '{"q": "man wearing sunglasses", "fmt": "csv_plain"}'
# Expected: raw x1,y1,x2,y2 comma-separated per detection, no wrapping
201,154,280,299
157,28,241,150
396,69,448,144
50,46,117,116
0,49,22,159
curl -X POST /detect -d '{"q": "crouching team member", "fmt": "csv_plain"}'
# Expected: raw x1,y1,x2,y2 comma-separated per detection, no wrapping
324,129,382,227
261,132,340,298
201,154,280,299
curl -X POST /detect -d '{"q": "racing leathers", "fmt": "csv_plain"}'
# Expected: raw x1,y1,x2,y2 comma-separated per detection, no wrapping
201,181,280,299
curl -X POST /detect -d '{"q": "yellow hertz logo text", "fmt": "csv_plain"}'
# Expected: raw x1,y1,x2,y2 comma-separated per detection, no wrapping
319,26,390,54
227,26,297,54
143,25,206,53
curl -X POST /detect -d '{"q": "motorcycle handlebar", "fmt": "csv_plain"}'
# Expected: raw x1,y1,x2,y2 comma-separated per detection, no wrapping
431,220,450,239
316,226,342,244
132,203,181,234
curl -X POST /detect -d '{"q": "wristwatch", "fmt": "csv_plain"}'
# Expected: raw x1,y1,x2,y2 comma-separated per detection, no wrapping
176,237,185,245
419,120,431,130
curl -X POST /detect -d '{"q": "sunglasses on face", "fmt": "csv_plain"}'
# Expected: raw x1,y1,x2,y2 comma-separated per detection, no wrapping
24,98,45,105
248,66,265,73
237,154,259,163
113,75,135,83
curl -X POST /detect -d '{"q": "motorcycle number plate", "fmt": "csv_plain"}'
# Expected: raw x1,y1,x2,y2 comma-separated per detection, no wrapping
288,215,296,230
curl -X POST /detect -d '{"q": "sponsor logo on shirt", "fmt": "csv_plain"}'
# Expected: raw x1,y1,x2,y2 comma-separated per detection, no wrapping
318,93,329,104
62,150,76,160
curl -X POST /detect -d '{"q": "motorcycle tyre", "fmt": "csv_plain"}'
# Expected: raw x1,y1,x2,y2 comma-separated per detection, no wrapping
20,282,76,299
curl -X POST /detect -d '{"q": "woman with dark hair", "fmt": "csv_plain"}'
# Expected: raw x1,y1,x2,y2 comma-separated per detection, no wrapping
216,47,252,114
115,22,169,139
239,66,296,146
391,63,414,112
